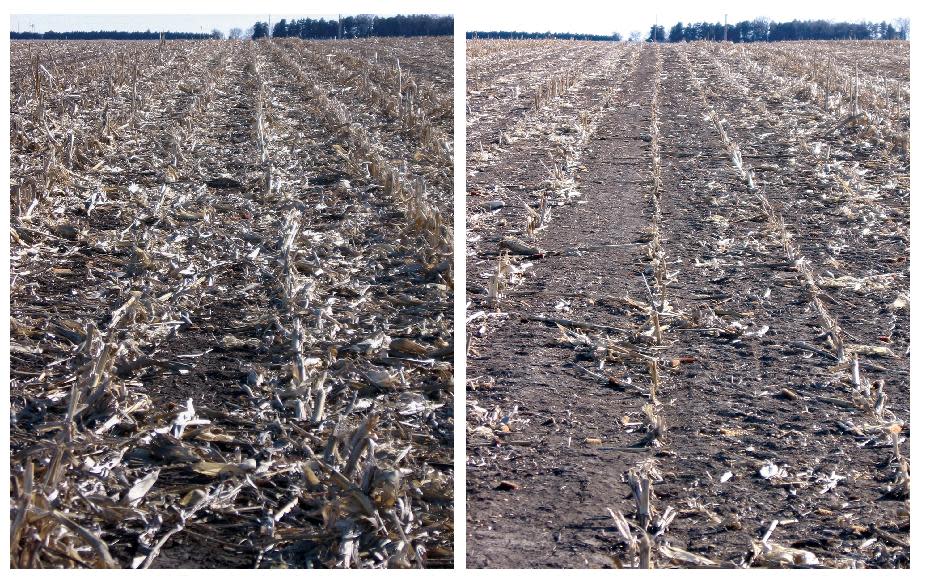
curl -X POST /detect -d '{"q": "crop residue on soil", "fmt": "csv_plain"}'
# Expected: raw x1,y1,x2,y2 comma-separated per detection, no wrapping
10,37,452,569
466,39,909,569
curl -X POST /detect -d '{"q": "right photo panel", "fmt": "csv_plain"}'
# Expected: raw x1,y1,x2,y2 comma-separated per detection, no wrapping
465,10,910,569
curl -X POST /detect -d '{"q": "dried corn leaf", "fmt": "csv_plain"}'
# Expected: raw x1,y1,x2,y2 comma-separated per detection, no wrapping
659,544,718,567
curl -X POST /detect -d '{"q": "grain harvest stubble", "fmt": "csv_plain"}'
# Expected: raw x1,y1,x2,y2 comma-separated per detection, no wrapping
466,39,909,569
10,35,453,568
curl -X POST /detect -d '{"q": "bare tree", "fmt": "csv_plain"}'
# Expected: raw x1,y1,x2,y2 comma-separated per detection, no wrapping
629,30,642,42
228,27,243,40
894,18,910,40
210,29,224,40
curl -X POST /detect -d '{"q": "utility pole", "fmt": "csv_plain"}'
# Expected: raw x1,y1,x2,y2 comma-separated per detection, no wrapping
338,14,342,39
724,14,728,42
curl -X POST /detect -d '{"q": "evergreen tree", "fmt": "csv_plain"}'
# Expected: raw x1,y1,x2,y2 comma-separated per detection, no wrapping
271,19,288,38
647,25,665,42
251,22,269,39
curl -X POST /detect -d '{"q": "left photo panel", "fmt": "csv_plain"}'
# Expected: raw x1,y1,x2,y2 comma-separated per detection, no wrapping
9,13,453,568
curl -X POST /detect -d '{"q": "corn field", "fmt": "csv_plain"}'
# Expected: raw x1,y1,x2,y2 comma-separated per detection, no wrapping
10,36,453,569
466,39,908,569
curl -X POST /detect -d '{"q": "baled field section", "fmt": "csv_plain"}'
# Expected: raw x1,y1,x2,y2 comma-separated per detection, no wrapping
466,40,908,568
10,37,452,568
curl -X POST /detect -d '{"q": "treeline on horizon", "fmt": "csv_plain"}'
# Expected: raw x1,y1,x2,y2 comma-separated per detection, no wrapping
469,17,909,43
11,14,452,41
468,31,620,41
11,29,211,40
253,14,453,39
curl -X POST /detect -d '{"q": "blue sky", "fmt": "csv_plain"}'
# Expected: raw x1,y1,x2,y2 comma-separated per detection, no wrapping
466,0,909,37
8,0,910,38
10,14,378,35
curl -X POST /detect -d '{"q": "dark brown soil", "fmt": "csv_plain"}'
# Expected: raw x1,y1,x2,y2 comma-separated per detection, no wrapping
466,43,909,569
